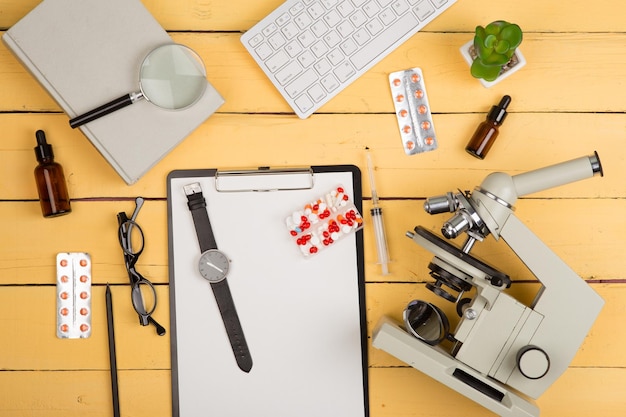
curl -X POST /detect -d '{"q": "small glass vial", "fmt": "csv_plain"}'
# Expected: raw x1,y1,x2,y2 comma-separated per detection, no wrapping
465,95,511,159
34,130,72,217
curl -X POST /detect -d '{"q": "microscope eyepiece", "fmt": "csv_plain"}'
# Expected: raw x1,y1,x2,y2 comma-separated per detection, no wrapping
590,151,603,177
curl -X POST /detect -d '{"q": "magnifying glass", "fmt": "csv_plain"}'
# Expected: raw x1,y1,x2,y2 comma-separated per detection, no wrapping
69,44,207,129
403,299,452,346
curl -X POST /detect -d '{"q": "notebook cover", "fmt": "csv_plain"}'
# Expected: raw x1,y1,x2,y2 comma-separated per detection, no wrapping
3,0,224,185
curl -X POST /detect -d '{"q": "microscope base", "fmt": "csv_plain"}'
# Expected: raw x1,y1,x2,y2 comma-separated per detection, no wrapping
372,316,539,417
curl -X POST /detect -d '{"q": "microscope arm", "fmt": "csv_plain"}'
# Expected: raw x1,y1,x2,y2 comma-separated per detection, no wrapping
495,213,604,398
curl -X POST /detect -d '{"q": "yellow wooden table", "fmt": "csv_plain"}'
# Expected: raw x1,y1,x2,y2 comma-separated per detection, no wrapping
1,0,625,415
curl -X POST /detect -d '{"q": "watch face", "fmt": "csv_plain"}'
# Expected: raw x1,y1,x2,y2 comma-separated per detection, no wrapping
198,250,230,283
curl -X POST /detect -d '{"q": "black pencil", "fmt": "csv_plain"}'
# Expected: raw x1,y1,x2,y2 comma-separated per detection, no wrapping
106,284,120,417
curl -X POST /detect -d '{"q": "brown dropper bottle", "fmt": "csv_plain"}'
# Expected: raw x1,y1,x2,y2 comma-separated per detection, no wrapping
465,95,511,159
34,130,72,217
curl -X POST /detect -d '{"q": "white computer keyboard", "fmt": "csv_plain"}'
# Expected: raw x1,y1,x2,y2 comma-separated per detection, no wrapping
241,0,458,119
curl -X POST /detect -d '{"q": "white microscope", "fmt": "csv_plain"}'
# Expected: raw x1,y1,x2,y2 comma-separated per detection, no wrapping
372,153,605,416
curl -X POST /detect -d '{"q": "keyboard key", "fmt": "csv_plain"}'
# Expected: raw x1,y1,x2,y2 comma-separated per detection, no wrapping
340,38,358,56
432,0,449,7
298,50,316,67
308,84,327,102
247,33,264,48
323,30,342,48
363,1,380,17
311,40,330,57
290,2,305,15
337,0,355,16
391,0,409,15
350,12,418,69
263,23,278,36
366,18,384,35
269,32,286,49
308,3,325,19
327,48,345,66
255,42,274,60
286,40,304,57
415,2,435,20
266,50,290,72
311,20,329,37
321,73,340,92
350,10,368,27
295,94,314,113
353,28,371,46
314,58,332,75
282,22,300,39
276,12,291,26
379,8,397,25
295,12,312,29
334,61,356,82
337,21,355,37
297,29,316,47
285,68,317,97
276,60,304,85
324,10,342,27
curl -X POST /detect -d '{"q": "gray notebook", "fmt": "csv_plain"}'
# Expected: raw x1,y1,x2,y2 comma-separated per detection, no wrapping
3,0,224,185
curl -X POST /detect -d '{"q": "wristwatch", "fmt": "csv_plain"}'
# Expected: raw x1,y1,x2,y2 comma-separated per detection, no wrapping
184,182,253,373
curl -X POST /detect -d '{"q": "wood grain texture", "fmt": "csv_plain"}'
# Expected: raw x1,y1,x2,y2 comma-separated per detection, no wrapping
1,0,625,416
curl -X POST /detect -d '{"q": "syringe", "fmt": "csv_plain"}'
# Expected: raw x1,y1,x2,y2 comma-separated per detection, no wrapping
366,150,390,275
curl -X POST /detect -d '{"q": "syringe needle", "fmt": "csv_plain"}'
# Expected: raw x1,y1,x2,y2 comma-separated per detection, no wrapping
366,150,390,275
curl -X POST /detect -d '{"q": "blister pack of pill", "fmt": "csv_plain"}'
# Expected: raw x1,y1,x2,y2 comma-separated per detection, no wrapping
389,67,438,155
286,185,363,257
56,252,92,339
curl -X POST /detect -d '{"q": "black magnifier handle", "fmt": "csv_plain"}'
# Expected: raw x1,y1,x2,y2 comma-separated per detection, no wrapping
69,92,143,128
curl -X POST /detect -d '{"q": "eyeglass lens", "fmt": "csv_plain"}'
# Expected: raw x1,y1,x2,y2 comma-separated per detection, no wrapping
119,220,144,256
131,280,157,317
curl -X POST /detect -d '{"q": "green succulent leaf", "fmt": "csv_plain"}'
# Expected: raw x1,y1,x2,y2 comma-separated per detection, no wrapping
471,59,502,82
484,21,506,36
500,24,523,49
494,40,510,54
475,25,486,39
484,34,497,49
482,52,510,66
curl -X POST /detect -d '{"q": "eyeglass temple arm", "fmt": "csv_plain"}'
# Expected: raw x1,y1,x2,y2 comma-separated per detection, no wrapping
148,316,166,336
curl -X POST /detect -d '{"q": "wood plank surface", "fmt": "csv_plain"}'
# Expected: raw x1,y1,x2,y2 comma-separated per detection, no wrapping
1,0,625,416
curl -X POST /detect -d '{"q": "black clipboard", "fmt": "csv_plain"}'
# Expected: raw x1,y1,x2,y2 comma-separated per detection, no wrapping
167,165,368,417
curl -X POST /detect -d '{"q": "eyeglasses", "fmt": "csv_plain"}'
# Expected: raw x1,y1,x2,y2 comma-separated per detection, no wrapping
117,197,166,336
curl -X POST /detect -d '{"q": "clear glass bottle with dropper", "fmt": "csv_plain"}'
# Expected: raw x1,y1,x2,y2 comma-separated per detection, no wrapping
34,130,72,217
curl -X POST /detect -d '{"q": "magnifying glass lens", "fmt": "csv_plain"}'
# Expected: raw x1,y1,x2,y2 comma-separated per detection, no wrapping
140,44,207,110
404,300,445,345
69,43,208,129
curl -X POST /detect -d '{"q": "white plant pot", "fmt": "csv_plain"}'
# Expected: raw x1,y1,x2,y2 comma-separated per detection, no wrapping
460,40,526,88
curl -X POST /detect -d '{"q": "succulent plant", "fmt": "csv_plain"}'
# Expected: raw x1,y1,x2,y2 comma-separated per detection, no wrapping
471,21,523,82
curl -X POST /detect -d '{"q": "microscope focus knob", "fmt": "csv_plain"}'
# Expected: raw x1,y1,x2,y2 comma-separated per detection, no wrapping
516,345,550,379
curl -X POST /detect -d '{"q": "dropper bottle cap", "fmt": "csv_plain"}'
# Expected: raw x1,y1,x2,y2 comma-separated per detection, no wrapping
34,129,54,162
486,95,511,126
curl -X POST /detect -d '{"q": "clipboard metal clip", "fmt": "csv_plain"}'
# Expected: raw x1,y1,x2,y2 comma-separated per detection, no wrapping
215,167,315,192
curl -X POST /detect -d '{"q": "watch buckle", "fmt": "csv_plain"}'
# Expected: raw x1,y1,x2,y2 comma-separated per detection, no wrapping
183,182,202,196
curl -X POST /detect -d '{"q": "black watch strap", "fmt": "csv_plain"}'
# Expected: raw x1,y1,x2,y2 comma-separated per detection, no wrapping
212,279,253,372
186,188,218,252
184,183,253,373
